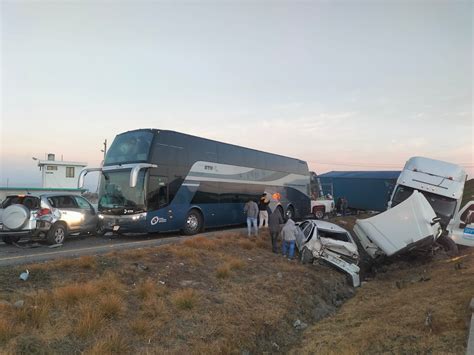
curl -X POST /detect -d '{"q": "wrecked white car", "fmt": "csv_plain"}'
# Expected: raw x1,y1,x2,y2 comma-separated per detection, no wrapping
295,219,361,287
353,190,443,259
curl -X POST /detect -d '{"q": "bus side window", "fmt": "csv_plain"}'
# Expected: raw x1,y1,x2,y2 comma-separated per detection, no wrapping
147,176,168,210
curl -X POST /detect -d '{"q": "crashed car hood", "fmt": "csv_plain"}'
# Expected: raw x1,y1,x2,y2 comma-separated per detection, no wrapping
319,237,359,257
354,190,440,257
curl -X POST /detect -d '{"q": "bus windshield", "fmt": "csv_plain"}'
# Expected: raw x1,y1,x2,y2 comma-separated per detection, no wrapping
98,170,146,213
392,185,457,226
104,130,154,165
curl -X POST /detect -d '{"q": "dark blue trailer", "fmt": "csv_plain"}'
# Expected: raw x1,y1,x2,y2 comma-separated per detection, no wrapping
318,171,401,212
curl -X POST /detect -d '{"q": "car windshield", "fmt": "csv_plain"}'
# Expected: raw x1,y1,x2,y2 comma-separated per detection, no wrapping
98,170,146,213
392,185,457,225
1,195,40,210
104,130,154,165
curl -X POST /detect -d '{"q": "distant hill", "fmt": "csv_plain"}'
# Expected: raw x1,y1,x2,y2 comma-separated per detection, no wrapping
462,178,474,207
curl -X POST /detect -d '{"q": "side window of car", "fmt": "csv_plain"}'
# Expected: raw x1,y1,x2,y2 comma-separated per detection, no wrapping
303,224,313,239
54,196,78,209
298,221,309,231
74,196,92,210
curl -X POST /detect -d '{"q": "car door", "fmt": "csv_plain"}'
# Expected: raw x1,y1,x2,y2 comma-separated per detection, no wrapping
48,195,84,232
74,196,98,232
450,201,474,247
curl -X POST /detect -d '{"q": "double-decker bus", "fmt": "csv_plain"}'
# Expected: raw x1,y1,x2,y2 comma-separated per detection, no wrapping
79,129,310,235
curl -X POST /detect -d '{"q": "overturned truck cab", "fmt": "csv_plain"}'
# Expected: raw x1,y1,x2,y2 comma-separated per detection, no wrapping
354,190,443,259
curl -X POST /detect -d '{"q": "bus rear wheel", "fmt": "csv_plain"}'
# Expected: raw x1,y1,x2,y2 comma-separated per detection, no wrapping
183,210,203,235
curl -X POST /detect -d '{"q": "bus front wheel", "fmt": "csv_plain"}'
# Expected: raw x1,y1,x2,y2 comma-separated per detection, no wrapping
183,209,203,235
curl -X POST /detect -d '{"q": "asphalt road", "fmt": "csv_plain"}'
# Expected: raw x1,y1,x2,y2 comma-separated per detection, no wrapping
0,227,245,267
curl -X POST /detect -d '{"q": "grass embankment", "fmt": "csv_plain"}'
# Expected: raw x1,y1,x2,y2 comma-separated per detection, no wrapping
0,231,351,354
294,246,474,354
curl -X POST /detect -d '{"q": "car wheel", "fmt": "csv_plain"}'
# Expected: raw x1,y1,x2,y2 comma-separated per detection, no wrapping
183,209,203,235
301,247,314,264
46,223,68,245
2,235,21,245
285,206,295,220
94,222,106,237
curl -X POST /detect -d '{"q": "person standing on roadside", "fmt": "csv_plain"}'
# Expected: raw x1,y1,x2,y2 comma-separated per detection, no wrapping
244,198,259,237
258,193,270,228
281,218,298,260
341,197,349,216
268,208,284,253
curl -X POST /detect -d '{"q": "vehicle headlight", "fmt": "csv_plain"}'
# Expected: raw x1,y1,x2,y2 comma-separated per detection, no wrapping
98,214,104,219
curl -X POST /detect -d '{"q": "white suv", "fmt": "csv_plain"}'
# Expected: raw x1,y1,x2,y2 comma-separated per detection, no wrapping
0,194,99,245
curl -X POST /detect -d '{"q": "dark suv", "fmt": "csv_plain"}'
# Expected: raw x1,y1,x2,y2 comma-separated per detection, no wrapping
0,194,99,245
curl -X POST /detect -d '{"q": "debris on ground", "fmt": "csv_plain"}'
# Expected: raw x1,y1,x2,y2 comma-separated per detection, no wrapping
134,262,149,271
13,300,24,308
48,243,63,249
293,319,308,330
19,270,29,281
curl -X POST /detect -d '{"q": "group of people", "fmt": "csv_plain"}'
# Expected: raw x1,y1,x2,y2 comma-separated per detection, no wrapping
244,194,299,260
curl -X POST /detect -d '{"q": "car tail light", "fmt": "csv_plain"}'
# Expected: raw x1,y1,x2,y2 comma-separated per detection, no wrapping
37,208,51,217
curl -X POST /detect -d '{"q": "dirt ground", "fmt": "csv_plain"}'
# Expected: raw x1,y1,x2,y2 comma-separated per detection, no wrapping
0,229,354,354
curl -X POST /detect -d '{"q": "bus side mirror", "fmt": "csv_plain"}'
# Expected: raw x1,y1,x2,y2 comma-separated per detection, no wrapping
430,217,441,226
78,168,103,188
129,163,158,188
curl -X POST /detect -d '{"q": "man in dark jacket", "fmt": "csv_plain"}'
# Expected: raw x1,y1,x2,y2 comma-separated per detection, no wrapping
268,208,284,253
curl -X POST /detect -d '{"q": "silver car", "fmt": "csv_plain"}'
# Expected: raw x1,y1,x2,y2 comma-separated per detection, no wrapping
0,193,99,245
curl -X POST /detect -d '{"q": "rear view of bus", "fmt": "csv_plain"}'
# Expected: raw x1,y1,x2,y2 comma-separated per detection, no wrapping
79,129,311,235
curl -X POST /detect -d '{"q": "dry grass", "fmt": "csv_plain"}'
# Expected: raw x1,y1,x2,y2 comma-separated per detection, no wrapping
129,318,152,337
171,288,199,310
15,291,51,329
216,265,231,279
98,294,125,319
136,278,158,300
75,304,105,338
182,236,219,250
0,319,16,343
53,283,101,306
140,298,169,321
224,256,245,270
294,249,474,354
86,329,130,354
238,239,255,250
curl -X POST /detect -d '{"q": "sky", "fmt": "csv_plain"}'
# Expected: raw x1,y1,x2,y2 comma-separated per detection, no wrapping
1,0,473,190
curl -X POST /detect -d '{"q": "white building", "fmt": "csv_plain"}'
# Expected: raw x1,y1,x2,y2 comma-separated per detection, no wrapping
38,153,87,189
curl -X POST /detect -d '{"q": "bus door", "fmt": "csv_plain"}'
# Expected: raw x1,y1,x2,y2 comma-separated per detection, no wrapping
147,176,174,222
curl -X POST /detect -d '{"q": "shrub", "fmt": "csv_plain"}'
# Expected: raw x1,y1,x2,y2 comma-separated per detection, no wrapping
216,265,231,279
172,289,198,310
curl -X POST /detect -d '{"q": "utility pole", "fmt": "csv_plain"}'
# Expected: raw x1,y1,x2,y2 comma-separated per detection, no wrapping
101,139,107,161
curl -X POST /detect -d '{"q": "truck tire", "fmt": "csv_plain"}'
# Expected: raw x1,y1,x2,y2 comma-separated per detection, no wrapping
313,206,325,220
437,234,459,256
